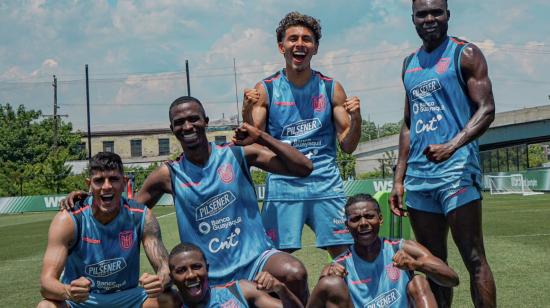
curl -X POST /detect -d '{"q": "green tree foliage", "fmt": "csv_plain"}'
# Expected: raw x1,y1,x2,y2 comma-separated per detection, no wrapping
251,170,267,185
0,104,84,196
360,119,402,142
337,145,356,180
528,144,549,168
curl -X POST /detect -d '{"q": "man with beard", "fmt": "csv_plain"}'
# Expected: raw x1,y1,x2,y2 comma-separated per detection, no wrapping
390,0,496,307
168,243,303,308
242,11,362,259
307,194,459,308
62,96,312,304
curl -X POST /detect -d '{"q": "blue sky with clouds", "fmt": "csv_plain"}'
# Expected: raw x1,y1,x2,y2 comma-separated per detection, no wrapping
1,0,549,131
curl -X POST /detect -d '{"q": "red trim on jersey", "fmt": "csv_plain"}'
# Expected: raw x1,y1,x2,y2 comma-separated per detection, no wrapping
274,101,296,106
351,278,372,285
214,281,237,289
384,239,401,246
124,204,144,213
216,142,234,149
180,181,201,188
334,252,352,263
450,37,466,45
264,73,282,83
71,205,90,215
315,72,333,81
405,67,423,74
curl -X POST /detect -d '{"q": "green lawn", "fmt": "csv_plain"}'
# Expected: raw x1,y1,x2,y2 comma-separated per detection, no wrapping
1,193,549,307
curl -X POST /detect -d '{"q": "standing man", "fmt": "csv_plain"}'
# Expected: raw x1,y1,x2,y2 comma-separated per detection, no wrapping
243,11,362,258
39,152,170,308
390,0,496,307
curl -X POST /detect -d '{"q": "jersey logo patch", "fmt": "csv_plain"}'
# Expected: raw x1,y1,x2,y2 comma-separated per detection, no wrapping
365,288,401,308
217,164,234,184
312,94,326,112
221,298,239,308
85,258,127,278
436,57,450,74
385,264,401,282
196,191,236,221
281,118,322,138
119,231,134,250
410,79,442,101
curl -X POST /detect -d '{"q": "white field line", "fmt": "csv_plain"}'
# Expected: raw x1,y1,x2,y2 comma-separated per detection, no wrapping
157,211,176,219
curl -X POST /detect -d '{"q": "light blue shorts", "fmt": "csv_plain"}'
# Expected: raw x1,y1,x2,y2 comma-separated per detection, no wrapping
405,175,481,216
209,248,281,287
261,197,353,249
67,287,148,308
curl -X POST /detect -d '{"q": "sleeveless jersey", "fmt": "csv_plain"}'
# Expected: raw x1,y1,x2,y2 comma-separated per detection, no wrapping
335,239,410,308
262,69,345,201
62,196,146,294
182,282,249,308
167,143,272,282
403,36,481,184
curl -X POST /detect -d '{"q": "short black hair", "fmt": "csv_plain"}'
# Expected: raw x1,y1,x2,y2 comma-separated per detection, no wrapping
276,11,322,44
169,96,207,122
169,242,206,269
412,0,448,9
89,152,124,175
345,193,381,216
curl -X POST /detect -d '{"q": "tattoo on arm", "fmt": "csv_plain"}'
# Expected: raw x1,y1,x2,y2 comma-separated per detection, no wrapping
143,213,169,273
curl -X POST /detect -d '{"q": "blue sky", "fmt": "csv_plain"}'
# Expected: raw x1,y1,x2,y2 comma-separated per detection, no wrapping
1,0,549,131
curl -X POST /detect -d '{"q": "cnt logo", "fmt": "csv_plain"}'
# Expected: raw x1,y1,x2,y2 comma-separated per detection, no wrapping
209,227,241,254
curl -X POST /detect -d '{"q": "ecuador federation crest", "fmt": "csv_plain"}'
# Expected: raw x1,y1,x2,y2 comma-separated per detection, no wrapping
312,94,326,112
385,264,401,282
119,231,134,250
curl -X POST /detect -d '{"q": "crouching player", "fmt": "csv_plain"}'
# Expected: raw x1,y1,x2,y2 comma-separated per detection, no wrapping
168,242,303,307
307,194,459,308
38,152,172,308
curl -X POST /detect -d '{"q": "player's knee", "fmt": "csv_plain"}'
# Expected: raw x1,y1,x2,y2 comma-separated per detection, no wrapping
36,299,61,308
316,276,348,302
280,259,308,283
407,275,432,299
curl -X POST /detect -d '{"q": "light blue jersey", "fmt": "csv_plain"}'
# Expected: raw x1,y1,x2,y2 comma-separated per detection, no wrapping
182,282,249,308
262,69,345,201
403,36,481,189
63,196,146,294
167,143,272,285
335,239,410,308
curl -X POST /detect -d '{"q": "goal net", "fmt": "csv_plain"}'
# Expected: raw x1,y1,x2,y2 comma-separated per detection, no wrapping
486,174,544,196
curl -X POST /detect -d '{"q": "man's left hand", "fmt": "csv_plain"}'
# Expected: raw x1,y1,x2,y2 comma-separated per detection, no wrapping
392,249,421,271
423,143,456,163
139,273,163,298
344,96,361,119
232,123,262,146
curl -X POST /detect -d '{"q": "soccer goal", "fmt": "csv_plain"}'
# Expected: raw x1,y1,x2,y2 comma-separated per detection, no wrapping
486,174,544,196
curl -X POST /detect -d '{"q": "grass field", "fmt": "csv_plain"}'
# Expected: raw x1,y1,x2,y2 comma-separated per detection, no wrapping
1,193,549,307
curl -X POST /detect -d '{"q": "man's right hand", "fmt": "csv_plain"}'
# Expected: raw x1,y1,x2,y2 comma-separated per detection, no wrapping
319,263,347,279
389,183,407,217
242,88,260,122
59,191,88,211
65,277,91,303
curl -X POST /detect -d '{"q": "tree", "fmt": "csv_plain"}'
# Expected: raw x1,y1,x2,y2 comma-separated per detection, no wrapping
528,144,549,168
0,103,84,196
337,145,356,180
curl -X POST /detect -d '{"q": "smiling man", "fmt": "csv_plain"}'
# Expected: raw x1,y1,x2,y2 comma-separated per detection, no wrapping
307,194,459,308
38,152,170,308
168,242,303,308
390,0,496,307
243,11,362,259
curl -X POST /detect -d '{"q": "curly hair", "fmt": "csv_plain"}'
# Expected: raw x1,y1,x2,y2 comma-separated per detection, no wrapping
276,11,322,44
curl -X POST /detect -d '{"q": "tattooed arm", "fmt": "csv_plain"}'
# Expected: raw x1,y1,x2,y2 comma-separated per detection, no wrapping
142,208,171,290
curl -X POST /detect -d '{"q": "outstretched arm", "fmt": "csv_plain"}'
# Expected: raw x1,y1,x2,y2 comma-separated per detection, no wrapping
234,123,313,177
393,240,459,287
390,96,411,217
141,208,171,296
240,272,304,308
333,81,362,154
40,212,91,303
242,82,268,130
424,44,495,163
137,164,173,209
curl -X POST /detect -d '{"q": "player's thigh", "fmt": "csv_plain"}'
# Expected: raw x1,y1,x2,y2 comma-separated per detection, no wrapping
408,207,449,260
306,198,353,248
261,200,306,249
446,199,487,261
37,299,68,308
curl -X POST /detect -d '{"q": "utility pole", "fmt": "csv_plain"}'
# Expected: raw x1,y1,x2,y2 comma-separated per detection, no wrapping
86,65,92,164
43,75,67,148
233,58,240,125
185,60,191,96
